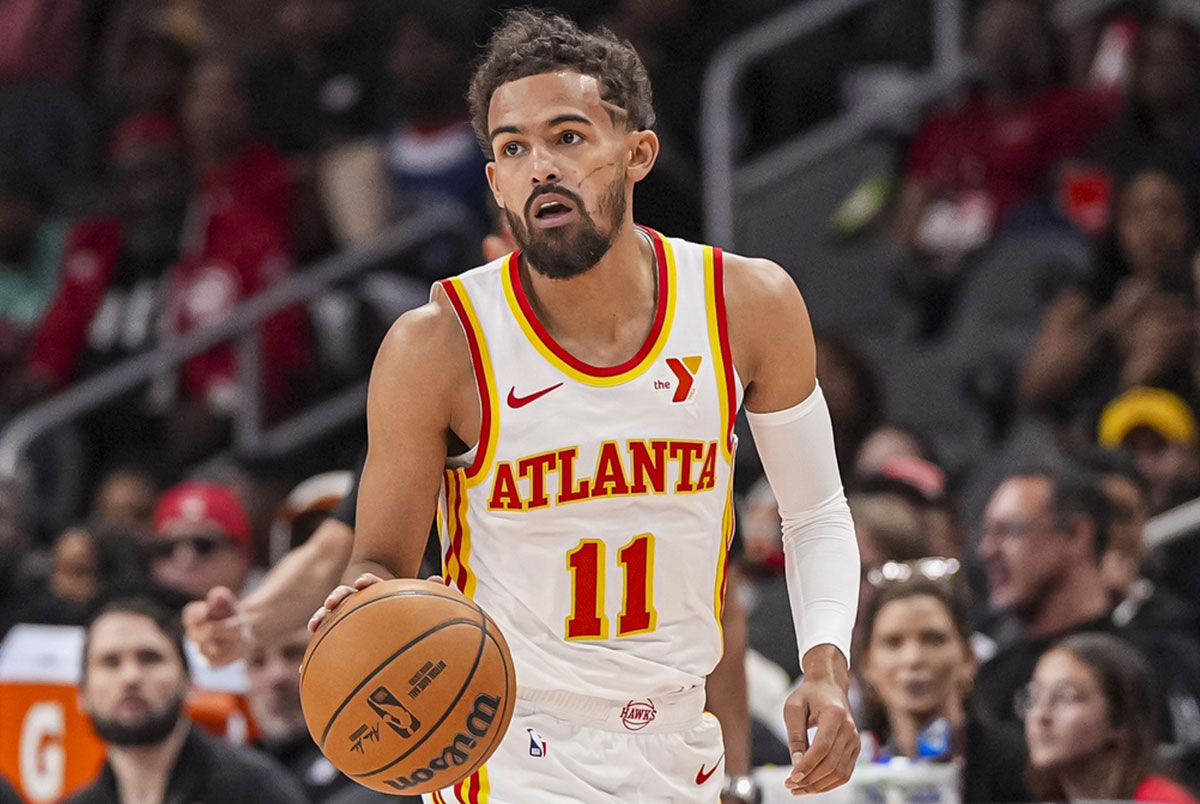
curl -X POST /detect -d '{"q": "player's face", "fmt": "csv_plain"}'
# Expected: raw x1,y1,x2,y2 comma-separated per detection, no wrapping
863,595,973,724
1024,649,1118,771
246,627,310,741
485,71,656,279
82,612,188,746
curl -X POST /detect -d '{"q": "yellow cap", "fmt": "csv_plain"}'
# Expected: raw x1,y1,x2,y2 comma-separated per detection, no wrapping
1097,387,1198,447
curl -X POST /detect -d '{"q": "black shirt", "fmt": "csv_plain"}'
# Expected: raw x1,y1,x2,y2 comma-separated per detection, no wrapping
256,735,409,804
62,726,309,804
962,715,1031,804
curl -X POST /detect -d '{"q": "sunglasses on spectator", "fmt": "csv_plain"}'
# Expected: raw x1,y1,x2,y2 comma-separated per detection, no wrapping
865,556,961,588
150,534,233,560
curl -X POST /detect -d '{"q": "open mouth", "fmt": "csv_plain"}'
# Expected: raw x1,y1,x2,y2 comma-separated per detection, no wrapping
531,194,578,227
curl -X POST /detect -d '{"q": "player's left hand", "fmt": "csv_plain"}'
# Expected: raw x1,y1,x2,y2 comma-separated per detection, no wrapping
782,667,859,795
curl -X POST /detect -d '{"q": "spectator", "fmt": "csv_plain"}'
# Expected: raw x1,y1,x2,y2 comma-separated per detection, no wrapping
247,626,407,803
0,0,90,84
149,482,253,601
1097,387,1200,515
1024,632,1199,804
1088,16,1200,185
1020,168,1197,430
860,578,1030,803
976,467,1200,741
0,168,67,379
66,596,307,804
90,460,164,543
19,114,189,403
10,524,147,627
891,0,1119,332
183,52,293,245
0,775,21,804
250,0,379,156
974,469,1117,726
382,5,489,228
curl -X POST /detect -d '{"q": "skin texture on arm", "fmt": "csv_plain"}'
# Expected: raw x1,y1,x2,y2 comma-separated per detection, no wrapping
705,569,751,779
723,253,859,794
312,287,477,629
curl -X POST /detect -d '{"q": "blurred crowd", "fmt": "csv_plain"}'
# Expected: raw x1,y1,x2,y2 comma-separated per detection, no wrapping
5,0,1200,802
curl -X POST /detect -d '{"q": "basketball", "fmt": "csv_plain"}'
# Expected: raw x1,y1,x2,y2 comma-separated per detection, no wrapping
299,579,517,795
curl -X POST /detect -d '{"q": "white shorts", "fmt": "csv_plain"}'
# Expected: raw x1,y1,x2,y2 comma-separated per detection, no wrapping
423,685,724,804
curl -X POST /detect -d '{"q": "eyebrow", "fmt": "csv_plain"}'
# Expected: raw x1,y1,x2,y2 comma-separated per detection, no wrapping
488,113,595,142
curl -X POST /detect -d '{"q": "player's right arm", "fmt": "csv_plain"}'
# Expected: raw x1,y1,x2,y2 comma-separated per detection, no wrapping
310,288,476,630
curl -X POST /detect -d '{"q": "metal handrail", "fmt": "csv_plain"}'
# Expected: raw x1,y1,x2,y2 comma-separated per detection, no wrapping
701,0,967,250
0,202,474,475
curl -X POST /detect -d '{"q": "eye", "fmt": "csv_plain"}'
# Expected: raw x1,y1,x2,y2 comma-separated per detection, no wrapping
560,131,582,145
501,141,523,157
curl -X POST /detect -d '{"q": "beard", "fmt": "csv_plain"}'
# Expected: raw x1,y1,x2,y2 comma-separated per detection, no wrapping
506,174,626,280
88,694,185,747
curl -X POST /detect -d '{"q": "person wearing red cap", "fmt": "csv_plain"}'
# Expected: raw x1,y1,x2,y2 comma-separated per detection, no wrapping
148,481,253,600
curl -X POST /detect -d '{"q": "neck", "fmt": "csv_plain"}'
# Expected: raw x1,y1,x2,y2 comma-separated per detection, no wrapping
888,697,965,758
1057,753,1116,800
107,719,189,804
1022,567,1110,639
521,216,656,359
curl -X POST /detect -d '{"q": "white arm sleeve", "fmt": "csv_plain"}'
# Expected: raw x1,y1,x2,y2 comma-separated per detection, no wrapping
746,382,859,668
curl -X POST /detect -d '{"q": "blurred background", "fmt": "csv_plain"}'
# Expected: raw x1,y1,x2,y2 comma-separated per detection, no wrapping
3,0,1200,802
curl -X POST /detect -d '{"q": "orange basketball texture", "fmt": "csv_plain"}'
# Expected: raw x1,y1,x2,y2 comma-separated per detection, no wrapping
299,579,517,794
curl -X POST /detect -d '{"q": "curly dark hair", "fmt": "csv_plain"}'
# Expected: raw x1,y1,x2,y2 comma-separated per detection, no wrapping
468,9,654,157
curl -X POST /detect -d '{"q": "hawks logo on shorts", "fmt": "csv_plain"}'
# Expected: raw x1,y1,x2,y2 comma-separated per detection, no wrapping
436,227,742,700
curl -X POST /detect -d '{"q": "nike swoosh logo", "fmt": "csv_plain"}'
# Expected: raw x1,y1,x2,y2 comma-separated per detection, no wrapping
696,753,724,785
506,383,564,409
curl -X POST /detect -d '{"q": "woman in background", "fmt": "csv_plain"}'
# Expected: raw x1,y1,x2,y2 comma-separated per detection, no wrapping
1024,631,1197,804
860,577,1029,803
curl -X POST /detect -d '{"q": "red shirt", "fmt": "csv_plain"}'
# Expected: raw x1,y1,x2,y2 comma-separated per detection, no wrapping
195,143,293,249
907,86,1120,223
1136,775,1199,804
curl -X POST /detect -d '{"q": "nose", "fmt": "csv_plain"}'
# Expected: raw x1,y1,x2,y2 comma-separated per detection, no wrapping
978,526,997,560
529,144,559,186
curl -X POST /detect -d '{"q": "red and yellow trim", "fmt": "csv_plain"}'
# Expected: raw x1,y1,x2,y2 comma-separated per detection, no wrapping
452,767,489,803
440,277,500,487
704,246,737,461
440,468,477,598
712,469,736,640
500,226,677,387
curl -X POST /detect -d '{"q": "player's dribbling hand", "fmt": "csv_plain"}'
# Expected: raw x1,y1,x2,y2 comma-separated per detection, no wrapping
182,586,246,667
782,650,859,795
308,573,385,633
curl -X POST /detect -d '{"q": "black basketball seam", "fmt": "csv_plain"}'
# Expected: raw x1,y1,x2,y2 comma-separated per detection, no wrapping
316,616,480,748
457,621,515,783
302,590,481,684
349,605,489,778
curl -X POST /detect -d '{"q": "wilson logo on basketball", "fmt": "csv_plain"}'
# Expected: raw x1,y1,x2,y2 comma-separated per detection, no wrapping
367,686,421,738
620,699,657,731
653,356,702,403
381,693,502,792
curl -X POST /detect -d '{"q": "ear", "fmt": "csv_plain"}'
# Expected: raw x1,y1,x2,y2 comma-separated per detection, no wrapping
626,129,659,183
485,162,505,210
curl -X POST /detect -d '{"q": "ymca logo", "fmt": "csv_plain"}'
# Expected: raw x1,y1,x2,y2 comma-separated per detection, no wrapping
620,699,657,731
653,356,702,403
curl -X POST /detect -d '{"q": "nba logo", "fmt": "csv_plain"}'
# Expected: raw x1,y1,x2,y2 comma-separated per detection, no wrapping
526,728,547,757
367,686,421,738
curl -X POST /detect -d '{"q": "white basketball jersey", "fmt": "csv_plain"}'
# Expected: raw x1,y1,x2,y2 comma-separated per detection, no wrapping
435,227,743,699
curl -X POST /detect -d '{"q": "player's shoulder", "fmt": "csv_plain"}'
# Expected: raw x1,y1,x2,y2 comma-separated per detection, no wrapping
718,250,802,312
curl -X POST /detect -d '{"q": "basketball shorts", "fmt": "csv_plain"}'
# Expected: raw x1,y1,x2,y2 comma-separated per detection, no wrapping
423,684,724,804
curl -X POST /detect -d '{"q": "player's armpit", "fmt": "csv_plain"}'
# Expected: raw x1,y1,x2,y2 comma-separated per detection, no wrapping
721,254,817,414
347,294,477,584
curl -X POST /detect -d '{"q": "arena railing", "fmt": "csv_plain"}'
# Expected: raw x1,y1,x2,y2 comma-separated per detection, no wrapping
700,0,968,250
0,202,474,479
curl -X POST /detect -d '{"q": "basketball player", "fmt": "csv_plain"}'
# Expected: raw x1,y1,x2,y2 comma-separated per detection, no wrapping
312,10,860,802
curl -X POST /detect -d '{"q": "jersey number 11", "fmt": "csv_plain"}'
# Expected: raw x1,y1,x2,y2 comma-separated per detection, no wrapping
565,534,657,640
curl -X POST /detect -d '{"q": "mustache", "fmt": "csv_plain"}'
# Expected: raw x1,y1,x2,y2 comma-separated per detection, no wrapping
524,184,586,220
